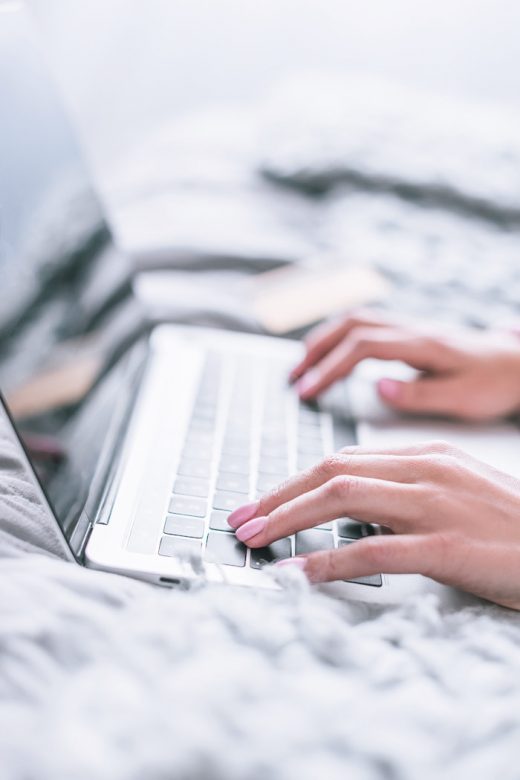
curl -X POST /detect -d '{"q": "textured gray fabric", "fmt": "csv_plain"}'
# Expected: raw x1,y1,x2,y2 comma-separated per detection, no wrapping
0,404,70,559
1,553,520,780
258,74,520,223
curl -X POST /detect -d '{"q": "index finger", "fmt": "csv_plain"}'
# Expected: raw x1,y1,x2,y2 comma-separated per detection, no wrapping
227,450,427,531
235,476,423,548
289,310,390,381
297,328,450,400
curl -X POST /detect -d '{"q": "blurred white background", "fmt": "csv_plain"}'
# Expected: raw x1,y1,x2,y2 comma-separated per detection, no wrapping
29,0,520,174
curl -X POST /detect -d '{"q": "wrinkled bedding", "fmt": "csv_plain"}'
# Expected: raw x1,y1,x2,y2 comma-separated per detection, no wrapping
2,551,520,780
2,75,520,779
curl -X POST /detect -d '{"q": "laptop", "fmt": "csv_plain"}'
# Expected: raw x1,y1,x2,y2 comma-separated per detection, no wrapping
1,4,519,607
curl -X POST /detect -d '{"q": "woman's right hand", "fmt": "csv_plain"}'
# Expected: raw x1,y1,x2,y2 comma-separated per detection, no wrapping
290,310,520,422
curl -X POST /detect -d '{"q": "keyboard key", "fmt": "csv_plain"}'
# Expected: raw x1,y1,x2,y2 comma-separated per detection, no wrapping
297,439,325,456
159,536,202,558
261,424,287,442
337,519,375,539
191,406,217,422
256,474,285,494
169,496,207,518
297,454,321,471
250,538,292,569
346,574,382,586
209,510,233,532
182,443,213,460
295,529,334,554
338,540,382,586
260,442,288,459
213,491,245,512
177,458,212,479
221,438,250,455
164,515,204,538
188,418,215,432
219,455,250,475
259,456,288,476
184,432,214,450
263,414,287,429
228,410,251,425
173,477,209,498
316,521,333,531
298,406,321,425
223,430,250,444
192,395,217,408
216,474,249,494
298,423,323,439
205,532,247,567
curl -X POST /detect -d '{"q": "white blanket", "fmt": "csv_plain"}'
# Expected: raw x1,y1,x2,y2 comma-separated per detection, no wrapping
2,549,520,780
1,409,520,779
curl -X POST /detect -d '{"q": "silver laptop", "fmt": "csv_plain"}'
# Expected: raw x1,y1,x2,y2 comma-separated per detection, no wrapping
1,4,519,607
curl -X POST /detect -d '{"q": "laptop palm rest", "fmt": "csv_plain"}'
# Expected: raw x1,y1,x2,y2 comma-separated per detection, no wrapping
349,360,520,478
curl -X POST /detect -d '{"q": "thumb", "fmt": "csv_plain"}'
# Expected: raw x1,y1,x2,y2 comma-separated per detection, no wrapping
377,376,462,415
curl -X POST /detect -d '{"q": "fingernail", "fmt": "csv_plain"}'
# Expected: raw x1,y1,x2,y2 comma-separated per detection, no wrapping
227,501,260,529
235,516,267,543
378,378,402,401
274,557,307,571
297,369,319,398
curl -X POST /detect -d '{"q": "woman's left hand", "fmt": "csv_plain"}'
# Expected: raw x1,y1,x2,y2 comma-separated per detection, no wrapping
227,440,520,610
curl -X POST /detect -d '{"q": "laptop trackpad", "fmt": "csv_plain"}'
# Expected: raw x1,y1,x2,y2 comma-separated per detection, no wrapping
357,419,520,479
347,358,520,479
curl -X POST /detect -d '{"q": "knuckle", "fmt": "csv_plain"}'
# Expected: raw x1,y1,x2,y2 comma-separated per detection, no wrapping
325,474,354,501
419,453,458,479
425,454,473,487
304,331,321,351
357,538,388,570
340,444,359,455
421,533,453,577
322,548,339,578
422,439,457,456
423,335,443,350
307,548,339,582
318,455,346,479
343,309,373,329
405,455,433,479
409,484,435,523
349,307,380,327
304,323,329,351
349,330,375,355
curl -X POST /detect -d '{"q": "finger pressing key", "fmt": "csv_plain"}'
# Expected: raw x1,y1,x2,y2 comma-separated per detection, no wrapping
289,310,389,382
227,452,423,530
234,477,422,548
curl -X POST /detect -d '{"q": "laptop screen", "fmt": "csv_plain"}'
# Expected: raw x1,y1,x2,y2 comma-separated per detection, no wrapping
0,5,139,555
0,5,113,338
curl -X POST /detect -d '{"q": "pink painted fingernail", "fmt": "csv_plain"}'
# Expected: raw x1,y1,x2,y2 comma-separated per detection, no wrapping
274,557,307,571
297,369,319,398
378,378,401,401
227,501,260,529
235,516,267,542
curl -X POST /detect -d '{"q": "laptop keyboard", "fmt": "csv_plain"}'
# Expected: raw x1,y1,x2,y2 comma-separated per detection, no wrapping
157,352,382,587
